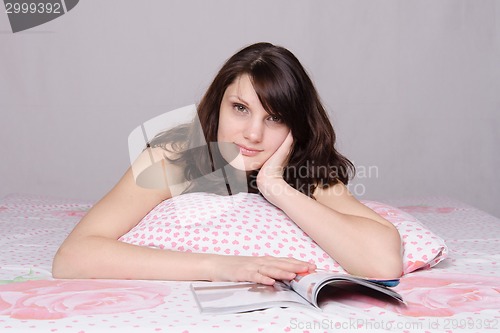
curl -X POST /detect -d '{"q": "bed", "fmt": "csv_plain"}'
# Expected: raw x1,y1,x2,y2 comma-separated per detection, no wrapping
0,193,499,333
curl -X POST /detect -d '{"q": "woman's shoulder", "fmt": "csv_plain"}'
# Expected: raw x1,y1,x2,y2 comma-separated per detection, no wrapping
131,146,188,192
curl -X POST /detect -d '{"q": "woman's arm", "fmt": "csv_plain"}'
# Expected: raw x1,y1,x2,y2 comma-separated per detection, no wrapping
257,133,403,279
52,148,314,284
261,181,403,279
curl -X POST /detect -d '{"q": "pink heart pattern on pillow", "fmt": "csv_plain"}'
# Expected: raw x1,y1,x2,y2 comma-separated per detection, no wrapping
119,193,447,274
119,192,345,272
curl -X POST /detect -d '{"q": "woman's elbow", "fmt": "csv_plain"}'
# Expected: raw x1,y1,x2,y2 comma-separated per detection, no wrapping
376,228,404,279
52,242,82,279
374,256,403,280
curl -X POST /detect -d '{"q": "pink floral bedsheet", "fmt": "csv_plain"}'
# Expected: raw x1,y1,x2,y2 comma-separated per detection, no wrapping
0,193,499,333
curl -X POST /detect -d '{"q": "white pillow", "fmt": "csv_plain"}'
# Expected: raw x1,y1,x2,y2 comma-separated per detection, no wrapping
119,192,447,274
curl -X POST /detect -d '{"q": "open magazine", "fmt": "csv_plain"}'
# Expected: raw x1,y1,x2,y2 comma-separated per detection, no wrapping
191,271,404,314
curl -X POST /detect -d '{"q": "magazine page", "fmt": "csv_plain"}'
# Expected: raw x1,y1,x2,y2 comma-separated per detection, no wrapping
315,275,404,306
288,271,336,305
288,272,404,307
191,281,313,314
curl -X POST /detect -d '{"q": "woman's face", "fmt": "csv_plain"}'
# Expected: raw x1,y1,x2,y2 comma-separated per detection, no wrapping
217,74,290,171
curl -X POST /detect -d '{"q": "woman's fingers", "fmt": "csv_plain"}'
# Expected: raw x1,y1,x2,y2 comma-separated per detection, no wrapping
256,132,295,201
210,255,316,285
272,131,294,165
250,257,316,285
260,257,315,274
260,131,294,177
254,264,294,283
253,266,277,285
210,255,314,284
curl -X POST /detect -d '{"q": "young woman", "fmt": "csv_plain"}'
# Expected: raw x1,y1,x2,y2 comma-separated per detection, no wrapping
52,43,403,285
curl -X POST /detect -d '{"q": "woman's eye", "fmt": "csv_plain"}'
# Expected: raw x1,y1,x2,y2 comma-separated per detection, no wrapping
233,104,247,113
269,115,282,123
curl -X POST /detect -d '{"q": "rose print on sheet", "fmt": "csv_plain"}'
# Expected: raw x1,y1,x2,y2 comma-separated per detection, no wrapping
332,273,500,317
0,269,48,285
0,279,170,320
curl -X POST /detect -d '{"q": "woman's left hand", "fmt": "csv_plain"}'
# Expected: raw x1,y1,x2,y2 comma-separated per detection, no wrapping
256,131,294,201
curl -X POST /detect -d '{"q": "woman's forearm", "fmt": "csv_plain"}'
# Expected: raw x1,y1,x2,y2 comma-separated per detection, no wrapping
52,234,315,284
52,235,214,280
266,182,403,279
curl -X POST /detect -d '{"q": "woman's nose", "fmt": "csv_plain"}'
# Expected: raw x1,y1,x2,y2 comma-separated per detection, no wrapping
243,119,264,143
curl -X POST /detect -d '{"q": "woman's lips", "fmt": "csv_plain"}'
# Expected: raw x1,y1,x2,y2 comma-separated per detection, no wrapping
236,144,262,157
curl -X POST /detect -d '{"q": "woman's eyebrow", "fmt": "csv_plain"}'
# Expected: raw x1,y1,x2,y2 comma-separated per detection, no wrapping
227,95,250,106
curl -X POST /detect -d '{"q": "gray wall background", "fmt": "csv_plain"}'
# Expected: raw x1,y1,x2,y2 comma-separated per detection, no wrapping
1,0,499,217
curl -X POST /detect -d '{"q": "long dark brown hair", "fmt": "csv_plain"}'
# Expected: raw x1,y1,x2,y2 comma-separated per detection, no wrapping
150,42,354,197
